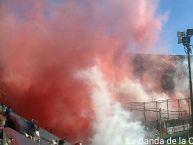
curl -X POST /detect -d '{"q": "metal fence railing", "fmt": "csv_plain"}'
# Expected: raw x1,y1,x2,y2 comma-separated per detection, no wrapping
124,98,191,123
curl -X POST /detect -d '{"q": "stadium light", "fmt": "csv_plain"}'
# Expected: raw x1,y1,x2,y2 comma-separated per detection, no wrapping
177,31,185,44
187,29,193,36
177,28,193,131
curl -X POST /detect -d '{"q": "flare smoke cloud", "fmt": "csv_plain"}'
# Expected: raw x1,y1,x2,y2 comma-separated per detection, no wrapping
0,0,163,143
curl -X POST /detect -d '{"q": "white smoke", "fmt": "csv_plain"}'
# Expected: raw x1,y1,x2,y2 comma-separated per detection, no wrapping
116,79,169,102
76,66,145,145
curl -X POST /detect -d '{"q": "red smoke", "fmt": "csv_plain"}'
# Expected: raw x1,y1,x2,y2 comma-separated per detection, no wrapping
0,0,162,143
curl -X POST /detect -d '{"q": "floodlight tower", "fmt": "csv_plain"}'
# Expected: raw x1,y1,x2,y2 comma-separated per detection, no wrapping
177,29,193,129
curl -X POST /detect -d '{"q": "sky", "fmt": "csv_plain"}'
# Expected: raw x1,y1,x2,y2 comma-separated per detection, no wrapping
159,0,193,55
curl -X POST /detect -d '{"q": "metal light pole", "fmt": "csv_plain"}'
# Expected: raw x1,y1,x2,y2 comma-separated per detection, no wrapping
177,29,193,129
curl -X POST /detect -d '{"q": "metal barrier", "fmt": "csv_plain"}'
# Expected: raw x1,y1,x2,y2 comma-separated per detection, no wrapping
124,98,191,139
124,98,190,123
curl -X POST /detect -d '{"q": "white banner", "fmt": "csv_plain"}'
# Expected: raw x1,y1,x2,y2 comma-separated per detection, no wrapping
167,124,189,134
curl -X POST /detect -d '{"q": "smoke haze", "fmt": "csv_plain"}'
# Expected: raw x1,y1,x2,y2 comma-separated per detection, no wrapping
77,66,145,145
0,0,181,144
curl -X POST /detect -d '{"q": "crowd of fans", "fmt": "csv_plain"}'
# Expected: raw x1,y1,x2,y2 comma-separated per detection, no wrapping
0,103,14,144
0,103,82,145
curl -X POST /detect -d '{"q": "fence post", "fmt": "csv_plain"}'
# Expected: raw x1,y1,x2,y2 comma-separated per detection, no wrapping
144,102,146,123
159,108,162,135
167,99,169,120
